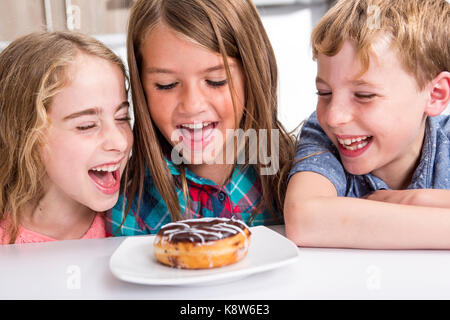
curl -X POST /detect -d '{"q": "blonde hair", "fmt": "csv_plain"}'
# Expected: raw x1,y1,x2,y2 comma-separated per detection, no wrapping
0,31,128,244
124,0,296,225
311,0,450,89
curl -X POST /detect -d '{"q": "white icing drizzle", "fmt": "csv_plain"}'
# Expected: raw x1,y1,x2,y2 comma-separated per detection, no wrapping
159,217,249,245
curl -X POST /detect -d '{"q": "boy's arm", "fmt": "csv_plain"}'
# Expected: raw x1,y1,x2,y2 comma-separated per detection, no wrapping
284,172,450,249
366,189,450,209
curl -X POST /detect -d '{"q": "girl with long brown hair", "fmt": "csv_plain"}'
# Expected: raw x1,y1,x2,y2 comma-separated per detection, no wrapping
108,0,296,235
0,32,133,244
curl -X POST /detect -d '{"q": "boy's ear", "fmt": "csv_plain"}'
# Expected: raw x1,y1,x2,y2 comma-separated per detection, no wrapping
424,71,450,117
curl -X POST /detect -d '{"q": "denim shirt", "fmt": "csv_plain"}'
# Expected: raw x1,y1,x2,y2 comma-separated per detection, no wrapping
289,112,450,197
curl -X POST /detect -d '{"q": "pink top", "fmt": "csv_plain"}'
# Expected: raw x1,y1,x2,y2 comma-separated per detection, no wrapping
0,213,108,244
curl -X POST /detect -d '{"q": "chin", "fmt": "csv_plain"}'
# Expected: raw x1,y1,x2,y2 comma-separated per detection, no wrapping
86,195,119,213
342,163,372,176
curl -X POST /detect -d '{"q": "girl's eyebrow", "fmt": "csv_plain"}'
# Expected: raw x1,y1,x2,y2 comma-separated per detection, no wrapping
146,63,236,75
203,64,226,73
315,76,329,86
63,101,129,121
146,67,174,74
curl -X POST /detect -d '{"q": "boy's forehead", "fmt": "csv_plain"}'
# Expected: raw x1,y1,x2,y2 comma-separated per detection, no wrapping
316,38,404,86
370,33,394,57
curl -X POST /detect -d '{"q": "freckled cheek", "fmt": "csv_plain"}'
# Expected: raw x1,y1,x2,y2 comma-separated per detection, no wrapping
42,146,84,184
316,106,326,125
316,101,329,121
316,107,334,140
379,118,420,151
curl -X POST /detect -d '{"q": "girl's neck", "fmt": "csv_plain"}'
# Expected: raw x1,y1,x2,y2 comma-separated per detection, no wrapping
187,163,234,186
20,187,96,240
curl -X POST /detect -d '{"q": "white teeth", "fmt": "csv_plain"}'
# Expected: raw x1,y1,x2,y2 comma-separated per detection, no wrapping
340,140,370,151
337,136,371,151
337,135,371,146
180,122,212,130
91,164,120,172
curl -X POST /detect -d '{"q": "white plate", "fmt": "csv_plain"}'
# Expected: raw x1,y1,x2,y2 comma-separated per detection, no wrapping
109,226,300,286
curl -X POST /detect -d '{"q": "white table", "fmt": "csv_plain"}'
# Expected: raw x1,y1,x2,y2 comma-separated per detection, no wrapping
1,225,450,300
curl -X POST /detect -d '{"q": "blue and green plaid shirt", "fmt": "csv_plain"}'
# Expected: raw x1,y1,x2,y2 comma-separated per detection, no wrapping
106,159,280,236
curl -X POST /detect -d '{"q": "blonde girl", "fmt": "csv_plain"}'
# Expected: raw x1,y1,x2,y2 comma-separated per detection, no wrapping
109,0,296,235
0,32,133,244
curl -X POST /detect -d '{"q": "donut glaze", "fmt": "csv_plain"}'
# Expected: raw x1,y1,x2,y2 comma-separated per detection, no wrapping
158,217,249,243
153,217,251,269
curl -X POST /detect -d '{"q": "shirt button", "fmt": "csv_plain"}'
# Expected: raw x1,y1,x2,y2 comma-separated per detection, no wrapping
218,191,226,202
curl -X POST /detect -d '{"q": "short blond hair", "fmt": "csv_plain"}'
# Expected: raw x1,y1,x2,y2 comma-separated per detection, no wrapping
311,0,449,89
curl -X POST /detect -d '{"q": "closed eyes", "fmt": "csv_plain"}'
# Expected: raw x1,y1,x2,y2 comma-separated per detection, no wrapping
155,79,228,91
76,116,131,131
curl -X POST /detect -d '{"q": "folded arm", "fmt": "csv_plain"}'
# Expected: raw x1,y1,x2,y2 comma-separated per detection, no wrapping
284,172,450,249
366,189,450,209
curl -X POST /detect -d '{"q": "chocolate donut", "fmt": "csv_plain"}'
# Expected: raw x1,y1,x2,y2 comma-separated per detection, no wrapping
153,217,251,269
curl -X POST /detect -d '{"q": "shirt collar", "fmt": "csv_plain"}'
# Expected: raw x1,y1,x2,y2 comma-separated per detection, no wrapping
409,116,438,189
165,157,240,187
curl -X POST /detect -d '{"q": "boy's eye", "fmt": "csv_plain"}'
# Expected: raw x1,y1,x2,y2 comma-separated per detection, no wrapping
206,79,227,88
156,82,178,90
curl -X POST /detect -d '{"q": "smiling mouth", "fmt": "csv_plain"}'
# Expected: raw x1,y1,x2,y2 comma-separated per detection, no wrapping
337,135,373,151
176,121,218,143
88,163,121,194
178,121,217,130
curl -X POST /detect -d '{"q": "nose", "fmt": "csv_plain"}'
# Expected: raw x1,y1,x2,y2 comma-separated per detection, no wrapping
325,94,354,128
177,83,207,115
101,121,131,154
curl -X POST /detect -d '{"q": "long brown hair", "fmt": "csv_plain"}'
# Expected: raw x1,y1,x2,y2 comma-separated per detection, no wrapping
124,0,296,224
0,31,128,244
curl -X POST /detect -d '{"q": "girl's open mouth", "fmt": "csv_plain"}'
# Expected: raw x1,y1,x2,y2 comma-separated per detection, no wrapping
88,163,121,195
177,121,219,151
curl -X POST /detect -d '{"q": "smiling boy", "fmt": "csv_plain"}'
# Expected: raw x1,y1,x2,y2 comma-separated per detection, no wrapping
284,0,450,249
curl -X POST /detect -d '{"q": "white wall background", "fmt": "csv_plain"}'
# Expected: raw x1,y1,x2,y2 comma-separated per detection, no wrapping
259,3,327,132
1,2,449,126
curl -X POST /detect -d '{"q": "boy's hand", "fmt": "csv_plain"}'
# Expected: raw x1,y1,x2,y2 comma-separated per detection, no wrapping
365,189,450,208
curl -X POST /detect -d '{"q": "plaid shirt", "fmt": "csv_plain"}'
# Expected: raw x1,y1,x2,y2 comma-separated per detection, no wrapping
106,159,281,236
